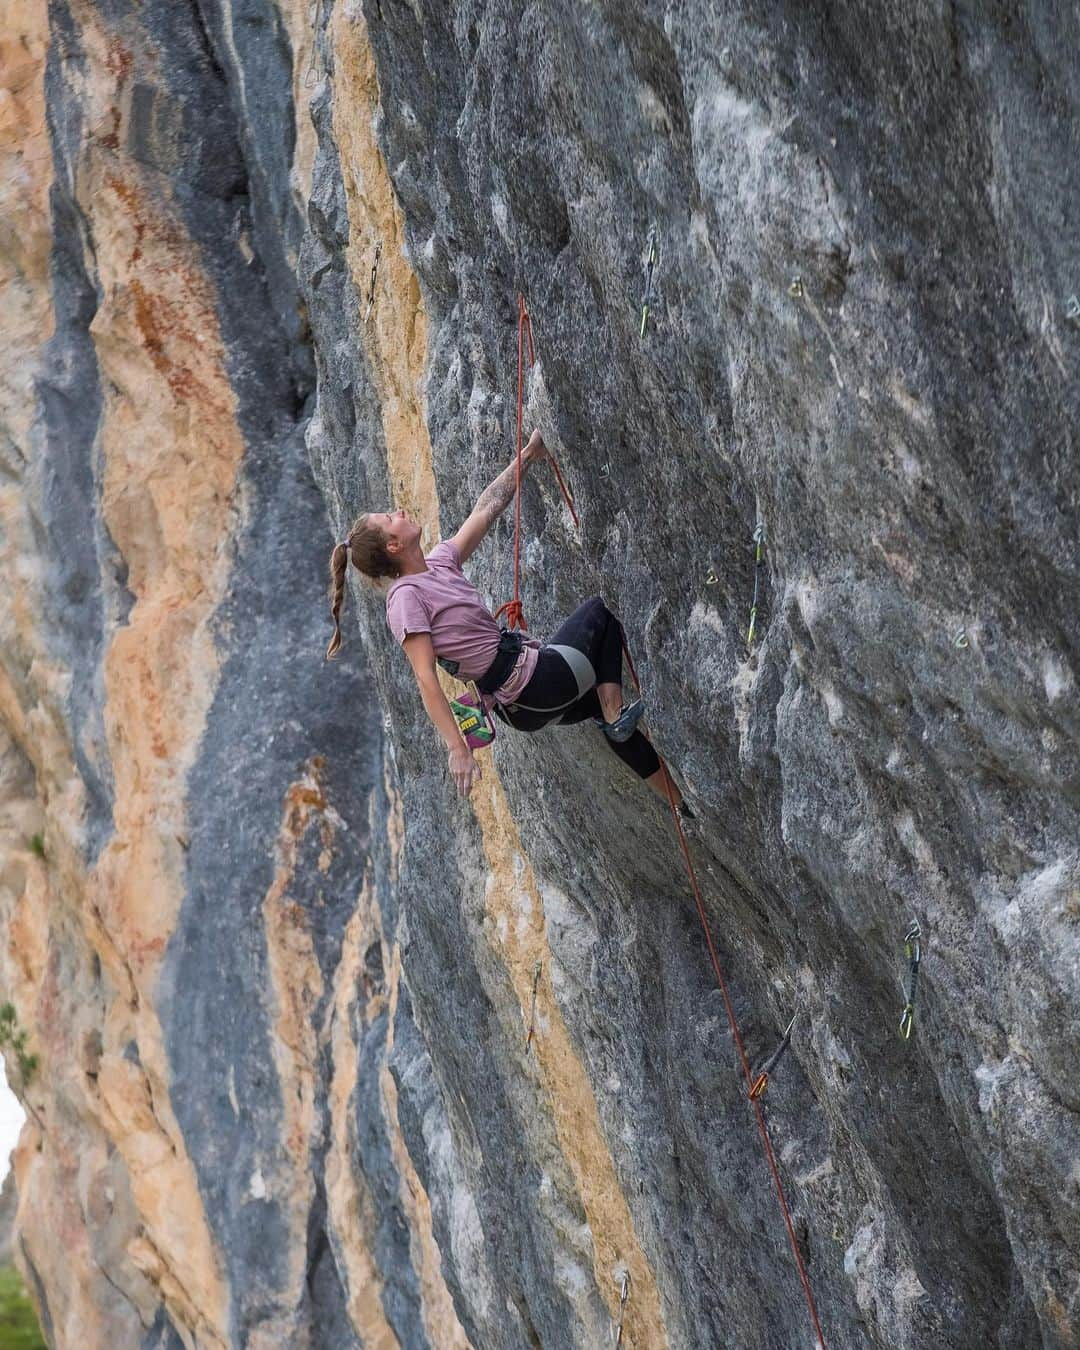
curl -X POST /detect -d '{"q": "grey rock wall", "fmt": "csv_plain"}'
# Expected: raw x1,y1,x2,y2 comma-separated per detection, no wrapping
3,0,1077,1347
317,1,1078,1345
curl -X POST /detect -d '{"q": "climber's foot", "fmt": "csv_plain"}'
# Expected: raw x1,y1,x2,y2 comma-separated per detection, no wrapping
601,699,645,743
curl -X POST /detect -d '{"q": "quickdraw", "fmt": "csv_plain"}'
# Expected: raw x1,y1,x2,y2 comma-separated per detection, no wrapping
749,1010,797,1101
524,961,542,1051
746,522,766,646
613,1270,631,1346
640,226,659,338
364,241,382,323
899,920,921,1040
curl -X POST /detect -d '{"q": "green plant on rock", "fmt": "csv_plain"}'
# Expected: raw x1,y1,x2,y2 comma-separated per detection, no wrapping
0,1005,38,1085
27,834,45,861
0,1266,47,1349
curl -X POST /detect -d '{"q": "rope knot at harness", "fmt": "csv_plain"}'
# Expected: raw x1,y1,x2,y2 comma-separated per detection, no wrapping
493,598,526,632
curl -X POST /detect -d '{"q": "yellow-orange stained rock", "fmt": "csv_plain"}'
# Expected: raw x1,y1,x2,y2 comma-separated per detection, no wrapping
469,776,668,1349
0,0,54,450
381,941,473,1349
273,0,321,210
0,2,248,1340
330,0,440,546
326,872,401,1349
254,760,331,1345
327,12,667,1341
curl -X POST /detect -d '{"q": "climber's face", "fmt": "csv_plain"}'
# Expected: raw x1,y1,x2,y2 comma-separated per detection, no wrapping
378,508,420,557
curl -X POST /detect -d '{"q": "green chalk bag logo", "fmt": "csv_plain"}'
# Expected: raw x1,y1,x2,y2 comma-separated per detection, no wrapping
451,690,496,749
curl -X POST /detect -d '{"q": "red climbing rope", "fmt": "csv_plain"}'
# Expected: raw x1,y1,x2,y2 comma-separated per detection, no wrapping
495,295,577,632
617,634,826,1342
656,754,827,1349
493,296,532,631
503,293,827,1348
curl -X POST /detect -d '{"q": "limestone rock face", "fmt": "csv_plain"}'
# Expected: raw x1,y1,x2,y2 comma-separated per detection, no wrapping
1,1,1077,1347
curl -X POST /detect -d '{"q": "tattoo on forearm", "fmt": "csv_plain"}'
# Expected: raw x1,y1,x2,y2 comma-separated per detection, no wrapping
474,462,519,522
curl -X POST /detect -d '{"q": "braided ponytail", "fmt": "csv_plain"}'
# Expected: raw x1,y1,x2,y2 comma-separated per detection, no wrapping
325,540,351,660
325,513,402,660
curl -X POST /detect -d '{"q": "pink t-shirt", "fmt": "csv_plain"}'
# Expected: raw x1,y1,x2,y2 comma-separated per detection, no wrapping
385,541,539,704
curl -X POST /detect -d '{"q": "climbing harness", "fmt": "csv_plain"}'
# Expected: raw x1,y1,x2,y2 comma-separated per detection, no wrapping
749,1010,797,1101
524,961,542,1051
898,920,921,1040
475,629,526,695
364,241,382,322
640,226,659,338
613,1270,631,1346
746,523,766,647
450,690,496,750
494,294,827,1347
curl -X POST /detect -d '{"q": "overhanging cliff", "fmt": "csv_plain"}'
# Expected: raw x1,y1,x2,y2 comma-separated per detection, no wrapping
1,1,1077,1347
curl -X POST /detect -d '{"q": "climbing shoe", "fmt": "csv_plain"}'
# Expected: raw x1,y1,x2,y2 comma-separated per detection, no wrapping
600,699,645,743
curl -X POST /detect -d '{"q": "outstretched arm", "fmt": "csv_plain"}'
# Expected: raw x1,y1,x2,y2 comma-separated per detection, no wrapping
451,430,548,563
402,632,481,796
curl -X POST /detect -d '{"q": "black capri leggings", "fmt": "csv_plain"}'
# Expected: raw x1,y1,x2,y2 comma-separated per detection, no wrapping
493,596,660,780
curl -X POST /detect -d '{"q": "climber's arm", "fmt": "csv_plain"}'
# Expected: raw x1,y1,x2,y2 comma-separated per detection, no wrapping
402,632,480,795
451,431,549,563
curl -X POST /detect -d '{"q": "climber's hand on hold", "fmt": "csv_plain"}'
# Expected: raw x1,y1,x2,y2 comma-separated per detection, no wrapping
448,740,481,796
523,429,549,465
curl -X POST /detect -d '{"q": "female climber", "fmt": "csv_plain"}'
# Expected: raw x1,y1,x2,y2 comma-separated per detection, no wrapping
326,430,687,809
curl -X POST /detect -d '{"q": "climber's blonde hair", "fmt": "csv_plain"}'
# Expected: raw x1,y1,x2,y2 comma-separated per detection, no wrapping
325,512,400,660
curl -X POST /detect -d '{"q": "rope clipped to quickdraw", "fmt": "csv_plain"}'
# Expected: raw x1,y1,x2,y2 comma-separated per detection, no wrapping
746,522,766,647
496,293,827,1349
640,226,659,338
899,920,921,1040
749,1010,798,1101
613,1270,631,1346
494,294,578,633
524,961,542,1051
